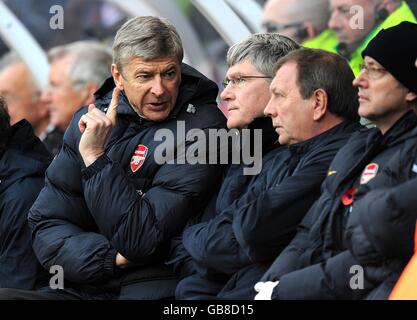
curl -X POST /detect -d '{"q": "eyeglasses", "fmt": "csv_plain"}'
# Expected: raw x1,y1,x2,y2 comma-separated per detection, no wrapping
262,21,304,34
359,64,387,80
222,75,272,88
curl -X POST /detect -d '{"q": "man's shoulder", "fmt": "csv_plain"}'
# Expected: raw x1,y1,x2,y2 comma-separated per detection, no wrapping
176,103,227,129
327,126,376,167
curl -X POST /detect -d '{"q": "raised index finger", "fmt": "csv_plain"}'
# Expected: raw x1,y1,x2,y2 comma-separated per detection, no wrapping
106,87,121,125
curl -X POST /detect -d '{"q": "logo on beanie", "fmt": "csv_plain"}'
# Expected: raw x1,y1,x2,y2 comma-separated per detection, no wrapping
131,145,148,173
360,163,379,184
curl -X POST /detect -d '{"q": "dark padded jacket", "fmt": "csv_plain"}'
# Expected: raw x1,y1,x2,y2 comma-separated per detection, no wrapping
346,125,417,299
183,120,360,280
28,64,227,297
262,112,417,300
167,116,279,278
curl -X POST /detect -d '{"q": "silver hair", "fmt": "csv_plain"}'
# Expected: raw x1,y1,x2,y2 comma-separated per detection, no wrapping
0,51,40,93
48,40,112,90
0,51,21,73
226,33,300,78
112,16,183,74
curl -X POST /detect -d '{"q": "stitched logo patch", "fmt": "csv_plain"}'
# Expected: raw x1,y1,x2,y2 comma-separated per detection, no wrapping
130,144,148,173
327,169,337,176
360,163,379,184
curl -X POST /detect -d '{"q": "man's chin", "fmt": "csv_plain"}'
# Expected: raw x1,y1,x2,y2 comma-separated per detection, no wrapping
144,110,171,122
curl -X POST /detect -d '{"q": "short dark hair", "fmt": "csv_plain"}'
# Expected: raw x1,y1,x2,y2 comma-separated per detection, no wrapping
0,96,10,150
275,48,359,122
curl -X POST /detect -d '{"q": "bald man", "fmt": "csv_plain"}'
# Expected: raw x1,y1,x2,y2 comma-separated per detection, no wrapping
0,52,64,155
262,0,338,50
0,52,49,137
328,0,416,74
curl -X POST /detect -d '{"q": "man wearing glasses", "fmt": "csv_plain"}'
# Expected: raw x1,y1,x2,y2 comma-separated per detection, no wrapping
262,0,338,50
175,34,361,299
328,0,416,75
255,22,417,300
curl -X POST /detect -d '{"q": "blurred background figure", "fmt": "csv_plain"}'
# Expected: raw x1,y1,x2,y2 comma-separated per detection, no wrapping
262,0,338,50
0,97,51,290
0,51,62,155
0,52,47,135
0,0,125,56
42,40,112,133
328,0,417,74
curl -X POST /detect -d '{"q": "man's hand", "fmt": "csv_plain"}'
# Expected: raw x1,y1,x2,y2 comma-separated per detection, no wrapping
254,281,279,300
116,252,130,267
78,88,120,166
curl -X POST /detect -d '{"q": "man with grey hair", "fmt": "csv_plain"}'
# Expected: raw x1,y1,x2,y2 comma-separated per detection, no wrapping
41,40,113,133
262,0,338,50
175,41,361,299
0,52,61,155
0,16,226,300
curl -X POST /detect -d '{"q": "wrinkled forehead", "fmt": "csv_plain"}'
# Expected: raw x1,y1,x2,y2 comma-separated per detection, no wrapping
271,62,298,90
364,56,384,68
226,59,259,78
121,56,180,73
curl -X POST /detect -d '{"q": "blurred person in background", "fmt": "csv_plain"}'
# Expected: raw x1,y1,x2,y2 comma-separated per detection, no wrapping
0,51,62,155
42,40,112,135
0,97,51,290
328,0,416,74
262,0,338,50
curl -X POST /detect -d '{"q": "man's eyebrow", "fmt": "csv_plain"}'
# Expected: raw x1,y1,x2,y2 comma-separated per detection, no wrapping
135,64,178,74
134,69,153,74
225,72,243,79
271,86,284,96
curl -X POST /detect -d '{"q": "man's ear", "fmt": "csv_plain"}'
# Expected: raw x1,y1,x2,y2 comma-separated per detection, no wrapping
83,83,99,105
312,88,328,121
406,91,417,103
304,22,316,38
111,63,124,91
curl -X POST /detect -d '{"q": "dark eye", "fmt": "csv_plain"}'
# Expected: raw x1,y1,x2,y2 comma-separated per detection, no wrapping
339,7,350,16
136,74,151,81
163,70,176,79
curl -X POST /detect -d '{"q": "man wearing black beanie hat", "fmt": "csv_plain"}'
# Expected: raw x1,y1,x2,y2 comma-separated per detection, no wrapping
353,21,417,133
343,22,417,299
255,22,417,300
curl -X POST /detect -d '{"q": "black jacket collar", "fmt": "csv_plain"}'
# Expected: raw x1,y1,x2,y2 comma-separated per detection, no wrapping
288,120,361,156
365,111,417,150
